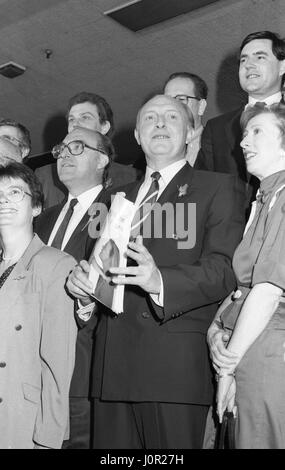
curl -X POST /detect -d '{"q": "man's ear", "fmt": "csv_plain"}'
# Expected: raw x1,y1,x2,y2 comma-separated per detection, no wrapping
134,128,141,146
185,126,194,145
198,99,207,117
97,153,109,170
22,147,30,159
101,121,111,136
32,205,42,218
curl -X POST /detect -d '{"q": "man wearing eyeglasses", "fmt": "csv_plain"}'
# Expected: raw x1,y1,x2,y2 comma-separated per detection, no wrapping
164,72,208,166
34,92,139,209
35,127,113,449
0,118,31,162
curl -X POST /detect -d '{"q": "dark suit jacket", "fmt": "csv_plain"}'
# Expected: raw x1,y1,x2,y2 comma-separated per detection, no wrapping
35,190,109,397
35,161,140,209
194,108,259,210
89,163,245,405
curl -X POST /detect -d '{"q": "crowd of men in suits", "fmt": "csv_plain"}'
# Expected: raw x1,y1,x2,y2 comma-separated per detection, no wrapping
1,29,285,448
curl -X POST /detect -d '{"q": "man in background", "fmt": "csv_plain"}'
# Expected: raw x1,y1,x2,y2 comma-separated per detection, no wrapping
164,72,208,166
0,118,31,163
35,92,139,208
35,127,113,448
195,30,285,210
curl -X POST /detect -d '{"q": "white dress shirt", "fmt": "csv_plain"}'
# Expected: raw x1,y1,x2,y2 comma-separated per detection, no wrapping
77,159,187,319
48,185,103,250
245,91,282,110
136,159,187,307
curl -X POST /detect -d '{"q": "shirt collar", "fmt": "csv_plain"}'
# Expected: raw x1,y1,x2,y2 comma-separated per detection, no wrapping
68,185,103,211
145,159,186,189
247,91,281,108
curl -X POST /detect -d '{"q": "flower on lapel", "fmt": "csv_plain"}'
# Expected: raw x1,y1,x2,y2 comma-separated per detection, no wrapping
177,183,188,198
104,177,113,190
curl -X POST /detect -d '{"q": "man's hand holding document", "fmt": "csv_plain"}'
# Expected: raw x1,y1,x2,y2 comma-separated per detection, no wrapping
88,192,136,314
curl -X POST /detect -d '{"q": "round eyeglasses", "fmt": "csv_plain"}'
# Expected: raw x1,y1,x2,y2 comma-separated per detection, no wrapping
51,140,108,159
0,187,32,203
174,94,200,104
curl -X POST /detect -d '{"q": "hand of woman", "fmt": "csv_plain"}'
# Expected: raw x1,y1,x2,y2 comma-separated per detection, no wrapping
216,374,236,423
207,325,239,370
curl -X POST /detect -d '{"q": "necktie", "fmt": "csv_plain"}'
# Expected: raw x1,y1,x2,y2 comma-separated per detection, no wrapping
51,198,78,249
131,171,161,237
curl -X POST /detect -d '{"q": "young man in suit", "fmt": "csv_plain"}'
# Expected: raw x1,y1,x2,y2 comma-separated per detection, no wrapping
35,92,139,208
195,30,285,209
35,127,113,449
66,94,244,449
164,72,208,166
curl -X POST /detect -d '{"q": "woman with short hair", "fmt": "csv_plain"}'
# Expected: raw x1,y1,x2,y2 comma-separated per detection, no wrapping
0,162,77,449
208,103,285,448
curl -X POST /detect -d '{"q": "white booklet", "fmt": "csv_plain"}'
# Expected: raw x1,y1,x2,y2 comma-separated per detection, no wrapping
88,192,136,314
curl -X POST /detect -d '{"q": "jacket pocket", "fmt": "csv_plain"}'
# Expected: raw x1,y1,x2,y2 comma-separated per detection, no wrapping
22,382,41,404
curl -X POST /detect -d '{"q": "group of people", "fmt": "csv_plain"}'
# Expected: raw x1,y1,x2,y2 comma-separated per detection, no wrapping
0,29,285,449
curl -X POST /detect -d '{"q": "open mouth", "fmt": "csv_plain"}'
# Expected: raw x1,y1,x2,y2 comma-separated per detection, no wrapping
152,135,170,140
246,73,260,79
0,208,17,214
244,151,257,161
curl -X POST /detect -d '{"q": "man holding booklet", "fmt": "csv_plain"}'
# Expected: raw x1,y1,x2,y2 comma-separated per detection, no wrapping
67,95,245,449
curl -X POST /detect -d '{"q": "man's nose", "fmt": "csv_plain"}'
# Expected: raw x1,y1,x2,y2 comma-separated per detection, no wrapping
156,115,166,128
60,145,71,159
245,57,257,69
0,192,9,203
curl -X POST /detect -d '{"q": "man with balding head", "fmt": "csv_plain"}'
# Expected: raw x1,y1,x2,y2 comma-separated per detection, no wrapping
67,95,244,449
35,92,139,209
35,127,113,448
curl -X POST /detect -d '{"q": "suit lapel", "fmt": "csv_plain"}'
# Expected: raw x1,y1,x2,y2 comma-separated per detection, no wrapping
0,235,44,308
64,189,105,254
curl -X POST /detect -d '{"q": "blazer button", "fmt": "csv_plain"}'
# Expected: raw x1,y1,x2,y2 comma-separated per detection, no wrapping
15,325,22,331
141,311,150,319
0,362,6,368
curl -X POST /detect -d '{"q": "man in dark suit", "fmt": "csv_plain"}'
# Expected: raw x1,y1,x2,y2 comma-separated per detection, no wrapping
66,94,244,449
195,31,285,210
35,92,139,208
35,127,113,448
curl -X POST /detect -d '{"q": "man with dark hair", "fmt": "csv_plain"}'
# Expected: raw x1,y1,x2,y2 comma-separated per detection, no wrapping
0,118,31,159
164,72,208,166
35,92,139,208
195,30,285,210
35,128,113,449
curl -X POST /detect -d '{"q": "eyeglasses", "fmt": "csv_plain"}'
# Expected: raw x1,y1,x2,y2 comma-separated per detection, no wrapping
0,187,32,203
174,94,200,104
51,140,108,159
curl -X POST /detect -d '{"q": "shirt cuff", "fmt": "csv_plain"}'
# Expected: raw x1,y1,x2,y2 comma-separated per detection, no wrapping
77,300,95,322
150,270,164,307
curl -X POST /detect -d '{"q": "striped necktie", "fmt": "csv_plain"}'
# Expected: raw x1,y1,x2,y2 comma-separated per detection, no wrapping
51,198,78,249
131,171,161,238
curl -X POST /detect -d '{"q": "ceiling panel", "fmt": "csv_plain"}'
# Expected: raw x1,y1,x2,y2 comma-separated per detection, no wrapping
0,0,283,158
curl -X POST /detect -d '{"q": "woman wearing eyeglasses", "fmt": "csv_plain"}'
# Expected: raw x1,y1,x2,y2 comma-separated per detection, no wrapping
0,162,77,449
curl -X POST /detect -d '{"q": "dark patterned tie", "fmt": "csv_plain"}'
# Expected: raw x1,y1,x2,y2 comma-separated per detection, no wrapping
51,198,78,249
131,171,161,238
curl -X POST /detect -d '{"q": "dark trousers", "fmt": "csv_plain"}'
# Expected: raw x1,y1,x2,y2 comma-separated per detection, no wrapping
62,397,92,449
92,399,209,449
